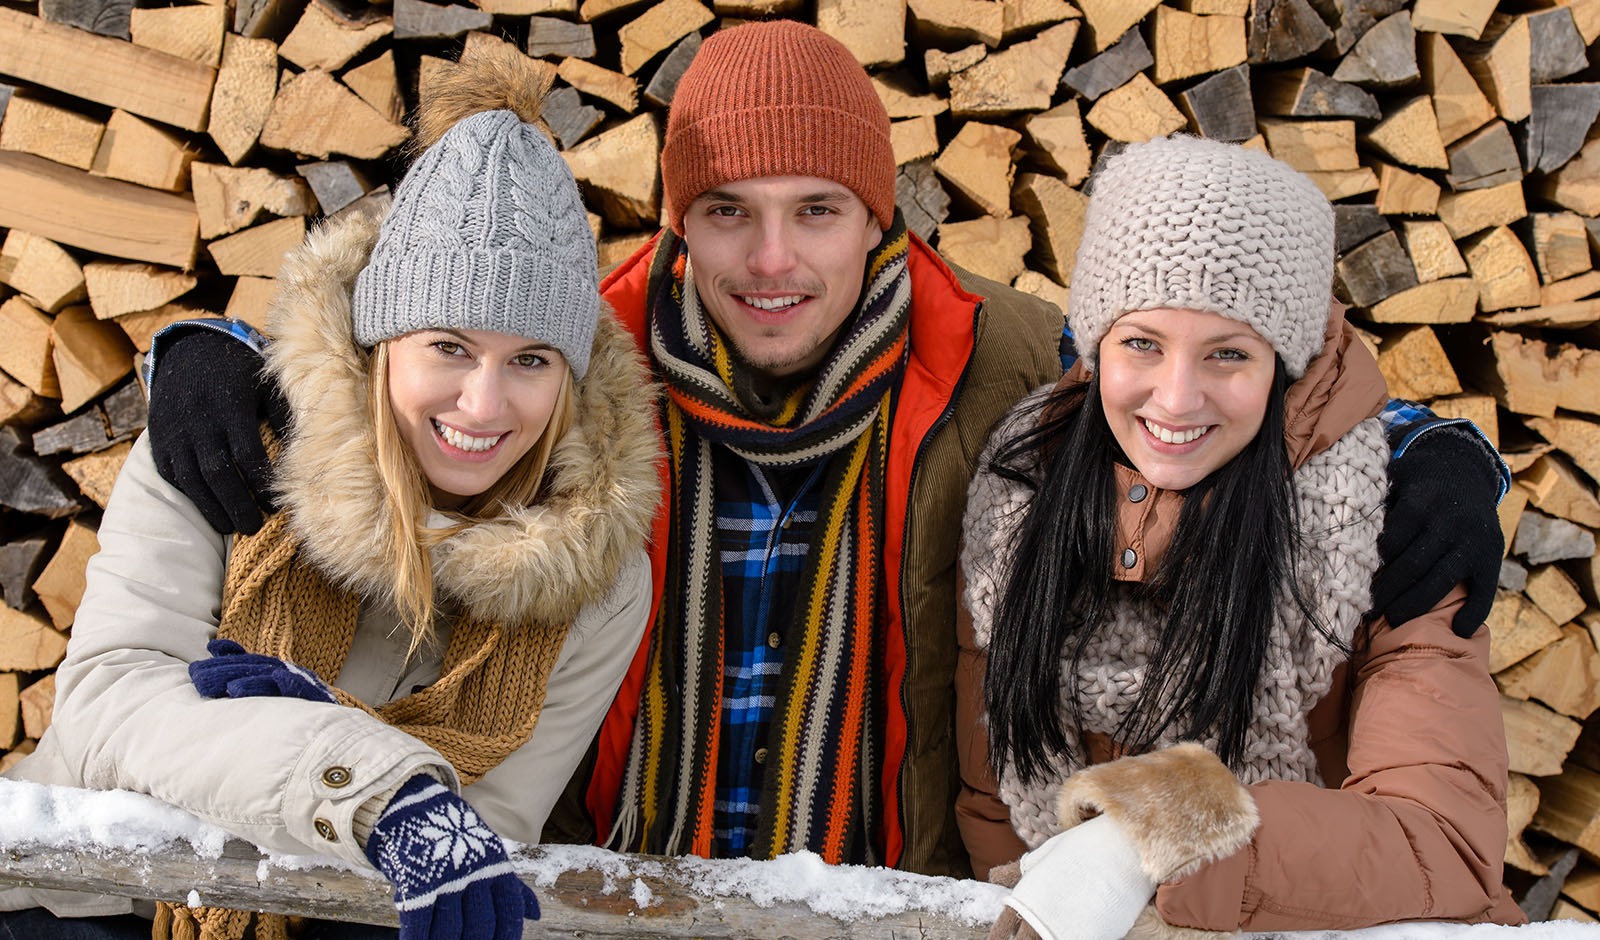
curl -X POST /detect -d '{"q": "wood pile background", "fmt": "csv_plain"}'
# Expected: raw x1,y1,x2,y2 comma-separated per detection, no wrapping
1,0,1599,920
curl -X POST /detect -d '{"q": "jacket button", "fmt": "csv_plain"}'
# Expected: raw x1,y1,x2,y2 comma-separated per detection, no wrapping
767,633,781,649
1128,484,1148,503
314,819,338,842
754,748,768,765
321,766,352,788
1121,548,1137,569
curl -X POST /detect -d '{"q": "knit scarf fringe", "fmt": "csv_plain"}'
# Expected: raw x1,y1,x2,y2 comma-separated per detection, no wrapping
608,215,912,863
154,506,571,940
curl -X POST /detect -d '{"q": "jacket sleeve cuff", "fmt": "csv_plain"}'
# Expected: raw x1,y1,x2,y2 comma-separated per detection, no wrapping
1054,742,1259,885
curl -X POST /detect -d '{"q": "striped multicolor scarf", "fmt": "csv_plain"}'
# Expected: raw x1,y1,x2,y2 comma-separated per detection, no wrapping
608,215,912,862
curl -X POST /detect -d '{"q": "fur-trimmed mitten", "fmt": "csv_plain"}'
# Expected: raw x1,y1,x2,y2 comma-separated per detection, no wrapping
992,743,1259,940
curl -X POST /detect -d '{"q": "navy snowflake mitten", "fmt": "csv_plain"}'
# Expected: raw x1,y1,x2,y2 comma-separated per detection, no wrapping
189,639,337,703
365,775,540,940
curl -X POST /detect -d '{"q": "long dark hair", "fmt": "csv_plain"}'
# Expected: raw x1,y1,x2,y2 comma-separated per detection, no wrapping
984,360,1333,786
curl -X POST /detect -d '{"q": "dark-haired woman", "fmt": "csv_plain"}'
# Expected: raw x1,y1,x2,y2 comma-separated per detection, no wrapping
957,136,1524,940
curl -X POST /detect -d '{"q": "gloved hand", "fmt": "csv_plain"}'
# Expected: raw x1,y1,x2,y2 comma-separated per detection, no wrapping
148,328,288,535
365,775,540,940
189,639,337,703
991,815,1156,940
1373,427,1504,637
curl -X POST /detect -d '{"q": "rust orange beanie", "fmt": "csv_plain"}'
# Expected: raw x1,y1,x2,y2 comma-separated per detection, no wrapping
660,19,896,234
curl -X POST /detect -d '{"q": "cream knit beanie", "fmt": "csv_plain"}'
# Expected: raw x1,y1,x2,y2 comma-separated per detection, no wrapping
1068,136,1335,378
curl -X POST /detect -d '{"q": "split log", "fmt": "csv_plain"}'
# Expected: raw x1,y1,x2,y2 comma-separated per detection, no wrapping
38,0,130,39
1060,27,1151,101
0,7,216,133
33,409,115,456
128,3,226,68
1363,96,1449,171
577,0,651,23
1527,213,1591,286
0,296,61,398
1375,163,1439,216
1526,416,1600,484
278,1,390,72
1525,83,1600,175
1178,65,1254,142
950,21,1077,116
1148,6,1244,85
207,35,278,165
18,673,54,741
1337,231,1418,308
1521,455,1600,528
208,216,307,278
1541,136,1600,217
0,540,48,611
1458,13,1533,123
1260,118,1358,172
1245,0,1330,64
341,50,403,125
558,58,640,112
906,0,1005,49
0,152,199,269
393,0,491,39
0,231,86,314
1500,488,1530,560
0,95,104,171
1543,271,1600,306
0,672,17,749
643,31,701,108
1462,225,1541,312
1304,167,1378,201
0,742,36,773
190,163,315,240
92,110,195,193
0,605,70,671
101,380,145,439
526,16,597,59
1535,763,1600,856
1557,0,1600,44
1255,67,1379,120
563,113,661,229
296,161,368,216
935,215,1031,285
223,276,276,332
1505,695,1582,775
1419,31,1496,146
1333,205,1390,254
618,0,712,76
596,232,652,273
116,304,210,353
1011,270,1069,313
872,77,948,119
543,86,604,150
0,373,56,431
1331,11,1416,88
1324,0,1407,57
232,0,303,41
895,159,950,242
0,426,79,517
1514,510,1595,565
1084,74,1186,143
1436,180,1526,239
1373,324,1459,401
925,45,987,91
1072,0,1158,53
816,0,903,68
1566,866,1600,914
84,261,196,319
1012,173,1086,287
51,305,135,412
1024,101,1091,187
32,520,97,629
1411,0,1495,39
1445,121,1523,191
1458,329,1600,418
476,0,575,14
258,69,409,160
1498,625,1600,720
890,116,939,165
1528,6,1588,84
1429,393,1498,450
1526,564,1588,626
932,121,1020,218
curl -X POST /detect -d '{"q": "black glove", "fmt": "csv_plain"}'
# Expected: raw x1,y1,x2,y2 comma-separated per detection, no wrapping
1372,427,1503,637
148,328,288,535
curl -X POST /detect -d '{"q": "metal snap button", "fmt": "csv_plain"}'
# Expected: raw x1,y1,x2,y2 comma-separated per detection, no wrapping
767,632,781,649
321,766,352,788
1129,484,1148,503
314,818,338,842
1121,548,1137,569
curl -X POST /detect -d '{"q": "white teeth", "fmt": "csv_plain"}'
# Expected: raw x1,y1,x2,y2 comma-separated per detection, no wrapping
739,294,806,311
434,421,504,453
1144,419,1212,445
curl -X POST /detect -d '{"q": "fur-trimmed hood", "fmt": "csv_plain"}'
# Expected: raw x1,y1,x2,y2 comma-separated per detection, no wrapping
263,210,661,628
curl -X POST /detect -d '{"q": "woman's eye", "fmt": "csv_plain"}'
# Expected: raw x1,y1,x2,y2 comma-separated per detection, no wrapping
1213,348,1249,361
513,354,548,369
433,341,463,356
1124,337,1155,352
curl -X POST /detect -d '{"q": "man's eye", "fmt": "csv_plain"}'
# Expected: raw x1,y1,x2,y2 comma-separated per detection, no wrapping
800,205,834,216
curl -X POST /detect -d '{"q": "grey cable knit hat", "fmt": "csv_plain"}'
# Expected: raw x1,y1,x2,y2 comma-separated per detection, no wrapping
351,108,599,378
1068,136,1335,379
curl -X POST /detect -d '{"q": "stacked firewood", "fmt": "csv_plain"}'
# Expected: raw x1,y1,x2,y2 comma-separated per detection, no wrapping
2,0,1600,918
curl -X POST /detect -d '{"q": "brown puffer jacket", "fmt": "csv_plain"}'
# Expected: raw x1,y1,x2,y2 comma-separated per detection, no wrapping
956,315,1524,932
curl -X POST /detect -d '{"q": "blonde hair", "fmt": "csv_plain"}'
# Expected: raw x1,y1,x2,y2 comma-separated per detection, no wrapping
367,341,577,654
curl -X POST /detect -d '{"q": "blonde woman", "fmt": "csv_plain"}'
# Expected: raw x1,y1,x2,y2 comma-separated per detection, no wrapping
0,47,660,940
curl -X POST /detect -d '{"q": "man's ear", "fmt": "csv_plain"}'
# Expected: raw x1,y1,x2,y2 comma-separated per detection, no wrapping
868,217,884,250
